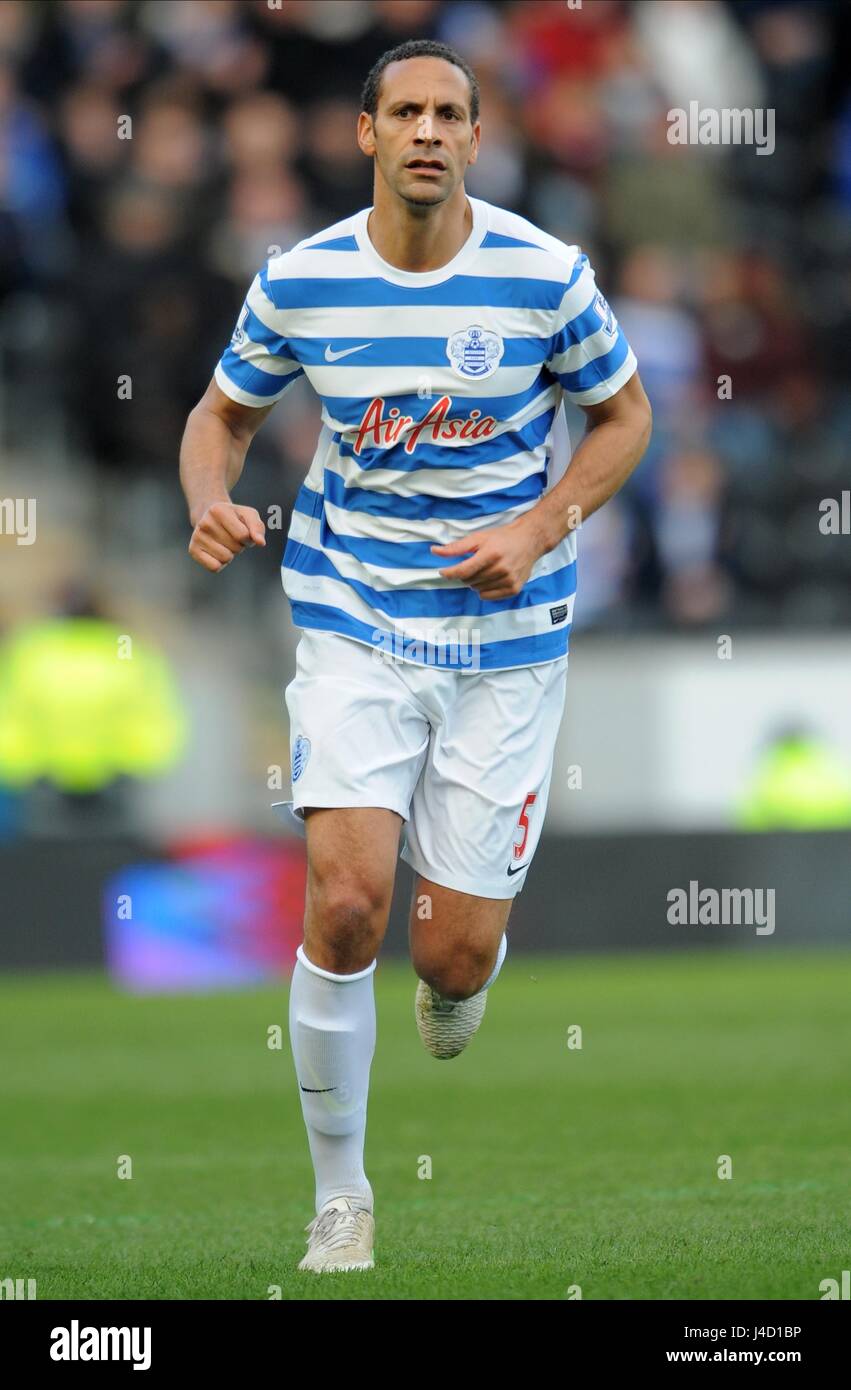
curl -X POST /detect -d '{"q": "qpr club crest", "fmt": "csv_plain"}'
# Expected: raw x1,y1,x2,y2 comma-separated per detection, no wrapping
292,734,311,783
446,325,504,380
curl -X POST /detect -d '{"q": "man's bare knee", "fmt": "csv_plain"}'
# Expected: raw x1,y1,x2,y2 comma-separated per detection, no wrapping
305,872,392,973
414,942,495,1001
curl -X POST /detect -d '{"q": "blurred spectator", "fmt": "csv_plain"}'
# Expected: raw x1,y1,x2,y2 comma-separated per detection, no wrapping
736,725,851,830
655,445,731,626
634,0,765,114
0,585,187,835
140,0,270,97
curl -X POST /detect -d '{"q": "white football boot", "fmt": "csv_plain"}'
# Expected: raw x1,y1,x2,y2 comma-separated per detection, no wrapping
415,980,489,1060
297,1197,375,1273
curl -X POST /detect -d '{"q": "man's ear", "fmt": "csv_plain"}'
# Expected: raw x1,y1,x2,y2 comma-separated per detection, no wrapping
357,111,376,158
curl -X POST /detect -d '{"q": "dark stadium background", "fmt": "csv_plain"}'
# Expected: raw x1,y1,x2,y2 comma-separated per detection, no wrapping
0,0,850,1307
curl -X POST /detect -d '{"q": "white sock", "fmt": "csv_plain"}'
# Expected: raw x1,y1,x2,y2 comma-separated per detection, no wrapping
481,931,508,992
288,944,376,1215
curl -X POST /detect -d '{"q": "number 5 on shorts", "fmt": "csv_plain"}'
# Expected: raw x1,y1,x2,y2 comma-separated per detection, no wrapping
513,792,537,861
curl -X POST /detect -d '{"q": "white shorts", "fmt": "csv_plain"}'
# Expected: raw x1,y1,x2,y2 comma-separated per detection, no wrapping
273,630,568,899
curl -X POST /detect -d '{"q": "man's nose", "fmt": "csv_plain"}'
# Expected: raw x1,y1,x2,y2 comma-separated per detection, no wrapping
415,115,441,144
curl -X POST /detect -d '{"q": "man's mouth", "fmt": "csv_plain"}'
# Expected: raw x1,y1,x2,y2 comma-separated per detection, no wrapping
406,158,446,173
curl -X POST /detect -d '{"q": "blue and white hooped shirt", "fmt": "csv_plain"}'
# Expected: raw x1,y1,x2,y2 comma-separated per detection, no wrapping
214,196,637,672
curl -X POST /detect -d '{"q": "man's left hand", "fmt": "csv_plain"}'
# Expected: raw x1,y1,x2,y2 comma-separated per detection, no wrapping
430,516,554,601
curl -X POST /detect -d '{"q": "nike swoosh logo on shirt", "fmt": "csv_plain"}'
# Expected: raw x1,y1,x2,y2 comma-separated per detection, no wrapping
324,343,373,362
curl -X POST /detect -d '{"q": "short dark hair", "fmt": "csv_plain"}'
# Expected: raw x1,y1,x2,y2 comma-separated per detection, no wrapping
361,39,479,127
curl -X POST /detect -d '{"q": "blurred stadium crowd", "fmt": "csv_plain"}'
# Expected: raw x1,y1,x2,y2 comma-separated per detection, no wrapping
1,0,850,632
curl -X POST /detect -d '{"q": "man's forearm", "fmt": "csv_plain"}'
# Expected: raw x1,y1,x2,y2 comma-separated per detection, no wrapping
179,403,251,526
530,407,652,553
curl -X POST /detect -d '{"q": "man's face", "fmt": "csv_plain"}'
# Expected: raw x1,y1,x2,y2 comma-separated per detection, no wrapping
358,56,480,208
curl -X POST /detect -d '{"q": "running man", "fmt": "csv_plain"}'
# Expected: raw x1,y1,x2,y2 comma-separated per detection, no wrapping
179,39,652,1273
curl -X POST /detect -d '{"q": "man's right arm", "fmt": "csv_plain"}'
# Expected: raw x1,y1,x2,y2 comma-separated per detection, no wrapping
179,379,273,573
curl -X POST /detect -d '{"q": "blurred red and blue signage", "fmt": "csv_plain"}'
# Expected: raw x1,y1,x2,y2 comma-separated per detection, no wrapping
104,835,306,992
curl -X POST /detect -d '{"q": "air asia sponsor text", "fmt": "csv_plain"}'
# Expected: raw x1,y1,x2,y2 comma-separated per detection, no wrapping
353,396,498,456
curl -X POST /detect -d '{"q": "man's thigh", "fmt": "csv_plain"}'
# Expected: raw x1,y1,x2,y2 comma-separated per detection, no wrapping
285,631,431,969
303,807,403,971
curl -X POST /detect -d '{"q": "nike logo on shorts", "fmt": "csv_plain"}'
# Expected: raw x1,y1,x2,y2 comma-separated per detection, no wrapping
324,343,373,362
506,862,528,876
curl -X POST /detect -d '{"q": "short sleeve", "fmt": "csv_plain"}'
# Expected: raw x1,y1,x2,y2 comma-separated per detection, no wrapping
214,266,304,408
546,253,637,406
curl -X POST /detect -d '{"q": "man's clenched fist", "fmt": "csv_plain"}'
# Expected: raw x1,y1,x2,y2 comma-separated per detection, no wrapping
188,501,266,573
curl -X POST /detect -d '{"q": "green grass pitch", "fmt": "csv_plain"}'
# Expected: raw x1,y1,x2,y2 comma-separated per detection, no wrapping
1,948,849,1300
